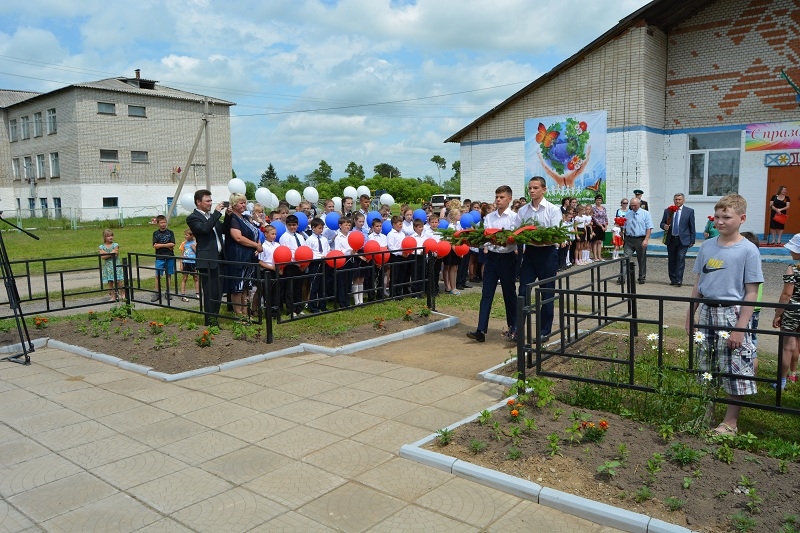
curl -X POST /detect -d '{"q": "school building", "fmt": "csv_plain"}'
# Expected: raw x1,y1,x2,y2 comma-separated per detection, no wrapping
447,0,800,238
0,70,234,221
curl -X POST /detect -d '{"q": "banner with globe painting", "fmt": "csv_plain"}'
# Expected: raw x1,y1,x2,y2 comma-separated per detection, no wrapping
524,110,607,203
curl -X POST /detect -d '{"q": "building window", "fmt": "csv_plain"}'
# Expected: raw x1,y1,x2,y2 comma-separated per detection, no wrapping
53,197,62,219
9,119,18,142
36,154,46,179
50,152,60,177
23,156,33,180
40,198,48,217
12,158,21,179
100,149,119,162
47,108,57,134
103,197,119,208
131,150,149,163
97,102,116,114
33,112,43,137
20,116,30,140
688,132,741,197
28,198,35,218
128,105,146,117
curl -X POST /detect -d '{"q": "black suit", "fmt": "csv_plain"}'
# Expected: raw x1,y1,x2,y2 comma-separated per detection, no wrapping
186,208,224,325
660,205,695,285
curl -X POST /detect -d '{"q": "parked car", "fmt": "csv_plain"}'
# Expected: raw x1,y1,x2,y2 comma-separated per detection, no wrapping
430,194,460,210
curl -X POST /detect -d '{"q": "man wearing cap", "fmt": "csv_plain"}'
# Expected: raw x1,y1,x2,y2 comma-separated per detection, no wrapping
620,197,654,285
660,193,695,287
633,189,649,211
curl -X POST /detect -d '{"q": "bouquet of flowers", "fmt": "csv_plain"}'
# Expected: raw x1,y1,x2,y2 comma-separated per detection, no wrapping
438,219,574,247
613,216,627,227
662,205,679,244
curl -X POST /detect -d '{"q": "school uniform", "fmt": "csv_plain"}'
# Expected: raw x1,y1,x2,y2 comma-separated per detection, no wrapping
333,230,355,308
368,231,388,299
278,231,307,315
387,228,406,297
308,231,330,312
257,240,279,313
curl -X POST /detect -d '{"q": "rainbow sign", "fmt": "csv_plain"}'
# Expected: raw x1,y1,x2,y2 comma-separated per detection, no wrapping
745,121,800,151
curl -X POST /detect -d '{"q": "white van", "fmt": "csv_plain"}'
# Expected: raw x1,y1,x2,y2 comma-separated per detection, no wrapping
430,194,460,210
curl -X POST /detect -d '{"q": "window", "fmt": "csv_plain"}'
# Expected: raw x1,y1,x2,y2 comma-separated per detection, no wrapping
33,112,43,137
36,154,45,179
12,158,21,179
100,149,119,162
20,116,30,140
128,105,146,117
688,132,741,197
47,108,57,134
28,198,35,218
40,198,48,217
50,152,60,177
23,156,33,180
53,197,62,219
9,119,18,142
97,102,116,114
131,150,149,163
102,197,119,208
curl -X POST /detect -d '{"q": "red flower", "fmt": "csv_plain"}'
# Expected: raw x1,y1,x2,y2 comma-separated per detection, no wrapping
668,205,679,213
707,215,714,221
579,121,588,131
614,216,627,226
599,420,609,430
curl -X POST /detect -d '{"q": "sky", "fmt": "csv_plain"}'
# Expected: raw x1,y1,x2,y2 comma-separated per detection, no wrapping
0,0,651,184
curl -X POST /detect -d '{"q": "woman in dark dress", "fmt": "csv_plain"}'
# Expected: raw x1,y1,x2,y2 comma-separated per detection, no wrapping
769,185,790,246
223,193,263,315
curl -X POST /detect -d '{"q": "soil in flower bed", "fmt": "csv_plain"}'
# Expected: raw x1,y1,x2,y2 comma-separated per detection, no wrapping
13,313,436,374
429,399,799,533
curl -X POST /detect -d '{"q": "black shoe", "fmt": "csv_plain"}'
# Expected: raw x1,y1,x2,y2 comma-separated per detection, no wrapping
676,283,682,287
150,293,160,302
456,285,466,290
467,330,486,343
638,279,645,285
670,282,677,286
462,283,472,289
616,278,624,285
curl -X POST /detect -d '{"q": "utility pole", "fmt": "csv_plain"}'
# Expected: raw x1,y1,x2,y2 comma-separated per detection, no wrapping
204,97,211,190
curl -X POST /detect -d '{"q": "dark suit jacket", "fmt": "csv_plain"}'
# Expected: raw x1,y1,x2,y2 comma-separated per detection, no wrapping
660,206,695,247
186,209,224,269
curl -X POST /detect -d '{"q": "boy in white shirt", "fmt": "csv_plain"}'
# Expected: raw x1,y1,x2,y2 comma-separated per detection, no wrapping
256,225,279,315
333,217,355,308
368,217,388,299
387,215,406,297
278,214,307,317
307,217,330,312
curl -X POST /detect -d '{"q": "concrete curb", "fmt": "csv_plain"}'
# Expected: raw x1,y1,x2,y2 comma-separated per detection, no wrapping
477,360,518,387
453,460,542,500
37,313,459,382
0,337,48,353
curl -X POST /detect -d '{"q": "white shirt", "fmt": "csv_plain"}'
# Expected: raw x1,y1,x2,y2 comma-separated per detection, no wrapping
308,231,330,259
334,231,353,255
258,240,278,268
484,208,520,253
401,220,415,236
368,231,388,247
387,228,405,256
518,198,562,248
279,231,306,260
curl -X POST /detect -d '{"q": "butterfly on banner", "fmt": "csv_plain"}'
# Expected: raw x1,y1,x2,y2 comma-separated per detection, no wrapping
535,123,559,148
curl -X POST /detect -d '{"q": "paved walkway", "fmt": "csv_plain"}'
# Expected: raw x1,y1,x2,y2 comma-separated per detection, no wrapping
0,347,622,532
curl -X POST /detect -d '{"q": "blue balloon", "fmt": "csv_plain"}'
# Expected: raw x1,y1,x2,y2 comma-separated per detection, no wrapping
438,219,449,229
460,212,474,228
294,212,308,232
367,210,382,227
325,212,340,231
381,219,393,235
271,220,286,241
471,210,482,226
413,208,427,222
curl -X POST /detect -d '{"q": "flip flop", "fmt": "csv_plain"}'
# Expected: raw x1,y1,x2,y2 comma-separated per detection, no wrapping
711,423,737,436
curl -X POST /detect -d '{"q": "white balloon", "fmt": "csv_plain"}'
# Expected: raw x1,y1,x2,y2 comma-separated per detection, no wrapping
246,202,254,212
270,193,279,208
380,193,395,206
356,185,370,198
228,177,247,194
303,186,319,204
255,187,271,206
332,196,342,212
179,192,195,211
343,186,357,200
286,189,302,206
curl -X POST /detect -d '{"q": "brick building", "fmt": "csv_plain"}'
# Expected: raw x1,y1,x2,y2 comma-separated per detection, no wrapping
447,0,800,237
1,71,234,220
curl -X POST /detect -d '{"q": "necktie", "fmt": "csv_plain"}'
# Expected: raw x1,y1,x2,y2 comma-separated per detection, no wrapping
316,234,323,253
672,209,680,236
294,234,301,247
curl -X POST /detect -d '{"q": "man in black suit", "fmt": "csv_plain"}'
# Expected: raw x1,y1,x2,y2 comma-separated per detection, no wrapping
186,189,226,325
660,192,695,287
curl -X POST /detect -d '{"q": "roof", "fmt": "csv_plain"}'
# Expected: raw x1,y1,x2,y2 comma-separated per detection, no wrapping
0,90,42,109
3,77,235,109
445,0,715,143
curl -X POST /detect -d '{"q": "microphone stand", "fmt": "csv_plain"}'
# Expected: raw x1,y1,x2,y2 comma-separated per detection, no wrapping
0,213,39,365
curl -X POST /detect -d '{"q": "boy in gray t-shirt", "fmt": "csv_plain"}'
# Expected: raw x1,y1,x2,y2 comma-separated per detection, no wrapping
685,194,763,437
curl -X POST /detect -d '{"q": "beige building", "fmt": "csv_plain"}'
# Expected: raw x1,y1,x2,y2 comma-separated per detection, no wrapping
1,71,234,221
447,0,800,238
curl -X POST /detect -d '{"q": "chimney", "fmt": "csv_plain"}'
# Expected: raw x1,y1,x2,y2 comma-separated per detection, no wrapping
135,69,140,79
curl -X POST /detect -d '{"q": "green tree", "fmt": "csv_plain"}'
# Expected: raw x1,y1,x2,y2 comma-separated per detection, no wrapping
259,164,279,188
245,180,257,199
306,160,333,187
374,163,401,179
284,174,302,185
344,161,366,180
232,169,237,179
431,155,446,184
451,160,460,180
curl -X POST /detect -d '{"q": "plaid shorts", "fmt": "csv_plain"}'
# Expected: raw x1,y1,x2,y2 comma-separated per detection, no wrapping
696,304,757,396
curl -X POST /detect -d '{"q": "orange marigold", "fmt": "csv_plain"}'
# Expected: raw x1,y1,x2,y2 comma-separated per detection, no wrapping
599,420,609,430
507,399,515,406
510,409,519,417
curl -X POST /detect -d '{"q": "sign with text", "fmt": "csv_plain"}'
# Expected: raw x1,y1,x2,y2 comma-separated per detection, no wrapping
746,121,800,151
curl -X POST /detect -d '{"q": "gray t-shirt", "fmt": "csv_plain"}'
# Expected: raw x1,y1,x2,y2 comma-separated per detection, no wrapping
693,236,763,301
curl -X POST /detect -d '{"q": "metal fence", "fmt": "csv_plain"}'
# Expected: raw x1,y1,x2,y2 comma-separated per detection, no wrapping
517,257,800,416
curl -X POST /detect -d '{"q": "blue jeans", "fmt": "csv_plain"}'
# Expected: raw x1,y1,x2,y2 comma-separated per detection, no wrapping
477,252,517,334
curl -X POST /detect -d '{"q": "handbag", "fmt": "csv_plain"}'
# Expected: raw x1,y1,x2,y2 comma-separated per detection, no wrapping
774,213,788,225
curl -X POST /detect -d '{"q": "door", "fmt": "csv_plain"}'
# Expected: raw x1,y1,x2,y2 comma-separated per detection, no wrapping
765,166,800,237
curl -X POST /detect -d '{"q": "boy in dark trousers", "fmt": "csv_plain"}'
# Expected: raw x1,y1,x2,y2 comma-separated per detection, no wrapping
151,215,176,302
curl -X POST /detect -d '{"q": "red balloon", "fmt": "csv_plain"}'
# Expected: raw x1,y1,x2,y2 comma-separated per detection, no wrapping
294,245,314,270
273,245,292,265
363,239,381,262
325,249,346,269
423,238,437,254
401,236,418,256
435,240,452,258
454,243,470,257
348,231,365,251
373,246,391,266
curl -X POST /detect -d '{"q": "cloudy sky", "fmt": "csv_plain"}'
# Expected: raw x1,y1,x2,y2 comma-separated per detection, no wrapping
0,0,650,184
